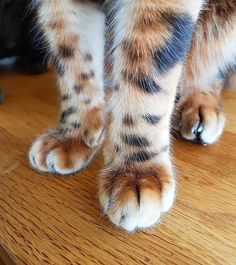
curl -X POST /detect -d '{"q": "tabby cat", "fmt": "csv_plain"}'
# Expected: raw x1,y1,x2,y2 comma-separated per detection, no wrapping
29,0,236,231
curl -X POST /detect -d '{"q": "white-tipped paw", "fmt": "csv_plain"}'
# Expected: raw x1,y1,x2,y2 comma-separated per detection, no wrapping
29,129,99,175
99,165,175,232
176,92,225,144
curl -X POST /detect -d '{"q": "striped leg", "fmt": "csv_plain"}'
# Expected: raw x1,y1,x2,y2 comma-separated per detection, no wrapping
175,1,236,144
29,1,105,175
99,1,203,231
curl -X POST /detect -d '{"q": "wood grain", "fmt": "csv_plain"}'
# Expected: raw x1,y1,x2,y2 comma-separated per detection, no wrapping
0,71,235,265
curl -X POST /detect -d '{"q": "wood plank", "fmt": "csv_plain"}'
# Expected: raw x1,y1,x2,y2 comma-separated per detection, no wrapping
0,72,235,265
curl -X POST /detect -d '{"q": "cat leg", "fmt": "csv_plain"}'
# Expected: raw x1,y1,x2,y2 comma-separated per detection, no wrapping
177,3,236,144
225,66,236,90
29,1,105,175
175,90,226,145
99,1,203,231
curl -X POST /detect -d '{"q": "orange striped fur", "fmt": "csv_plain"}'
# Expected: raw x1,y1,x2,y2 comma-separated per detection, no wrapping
29,0,236,231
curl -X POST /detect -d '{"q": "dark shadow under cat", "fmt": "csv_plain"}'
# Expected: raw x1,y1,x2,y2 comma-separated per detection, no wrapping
0,0,48,74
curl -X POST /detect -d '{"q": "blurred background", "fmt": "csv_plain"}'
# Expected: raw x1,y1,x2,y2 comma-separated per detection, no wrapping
0,0,48,74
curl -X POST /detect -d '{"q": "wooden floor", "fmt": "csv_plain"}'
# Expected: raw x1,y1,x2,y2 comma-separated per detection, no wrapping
0,71,235,265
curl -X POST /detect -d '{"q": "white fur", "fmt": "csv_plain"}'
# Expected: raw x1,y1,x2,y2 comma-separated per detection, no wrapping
101,181,175,232
29,138,52,173
182,16,236,94
201,113,226,144
37,0,105,108
46,151,83,175
106,190,162,232
161,181,176,213
30,1,105,174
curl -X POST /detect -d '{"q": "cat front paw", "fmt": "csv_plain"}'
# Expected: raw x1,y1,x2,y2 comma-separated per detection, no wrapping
29,105,104,175
99,164,175,232
175,92,226,145
29,127,103,175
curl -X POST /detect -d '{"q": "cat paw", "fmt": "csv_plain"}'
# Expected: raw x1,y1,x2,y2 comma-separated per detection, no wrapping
99,164,175,232
29,128,102,175
81,106,104,148
176,92,226,145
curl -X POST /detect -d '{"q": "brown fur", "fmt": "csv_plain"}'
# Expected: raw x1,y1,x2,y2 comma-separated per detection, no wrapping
31,129,98,174
99,164,173,229
29,0,235,231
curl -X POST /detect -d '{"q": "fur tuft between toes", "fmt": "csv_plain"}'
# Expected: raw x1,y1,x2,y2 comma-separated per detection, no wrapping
99,166,175,232
29,129,101,175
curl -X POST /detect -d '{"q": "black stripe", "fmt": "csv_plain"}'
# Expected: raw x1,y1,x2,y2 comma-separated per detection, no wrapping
81,73,89,81
61,94,71,100
60,107,76,123
143,114,160,125
136,74,161,94
114,84,120,91
125,145,169,164
135,180,141,206
153,13,194,74
126,151,157,163
71,122,81,129
74,85,82,93
89,70,95,78
59,45,75,58
160,145,169,153
83,98,91,105
115,145,120,153
122,70,161,94
54,57,65,76
175,93,181,103
84,53,92,61
123,114,134,126
121,134,150,147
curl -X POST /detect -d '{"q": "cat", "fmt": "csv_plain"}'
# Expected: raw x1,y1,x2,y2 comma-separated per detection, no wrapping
28,0,236,232
0,0,48,73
